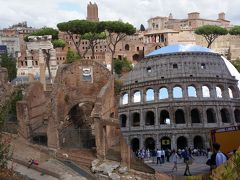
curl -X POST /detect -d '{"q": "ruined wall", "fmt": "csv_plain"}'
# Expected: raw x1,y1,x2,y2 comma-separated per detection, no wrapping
17,81,47,139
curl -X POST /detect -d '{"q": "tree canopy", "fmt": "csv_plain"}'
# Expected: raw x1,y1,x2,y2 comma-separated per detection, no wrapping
195,25,228,48
0,54,17,81
231,58,240,72
29,27,59,40
229,26,240,35
98,21,136,73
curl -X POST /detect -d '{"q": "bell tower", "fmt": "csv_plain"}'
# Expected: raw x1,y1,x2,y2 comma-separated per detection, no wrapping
87,2,99,22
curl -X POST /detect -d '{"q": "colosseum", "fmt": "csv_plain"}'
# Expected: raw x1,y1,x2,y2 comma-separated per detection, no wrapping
119,44,240,152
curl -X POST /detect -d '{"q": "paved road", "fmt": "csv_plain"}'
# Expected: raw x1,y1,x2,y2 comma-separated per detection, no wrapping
145,155,210,176
10,163,58,180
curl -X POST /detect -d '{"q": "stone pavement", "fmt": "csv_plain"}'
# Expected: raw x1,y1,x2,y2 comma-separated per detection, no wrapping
8,135,87,180
10,162,58,180
145,155,210,176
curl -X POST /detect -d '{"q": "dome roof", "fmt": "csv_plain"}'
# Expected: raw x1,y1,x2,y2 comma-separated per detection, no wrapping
146,44,213,57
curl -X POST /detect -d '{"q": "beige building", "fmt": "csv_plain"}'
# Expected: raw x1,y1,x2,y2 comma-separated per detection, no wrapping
148,12,231,31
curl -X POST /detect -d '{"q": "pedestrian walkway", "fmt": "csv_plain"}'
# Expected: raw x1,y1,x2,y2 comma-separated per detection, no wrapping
145,155,210,176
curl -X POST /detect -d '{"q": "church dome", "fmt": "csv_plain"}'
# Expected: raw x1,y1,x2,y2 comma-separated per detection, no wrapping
146,44,213,57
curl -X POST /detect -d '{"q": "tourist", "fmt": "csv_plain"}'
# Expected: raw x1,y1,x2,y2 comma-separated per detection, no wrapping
161,148,165,164
157,149,161,164
210,143,228,169
165,149,170,162
171,150,179,172
206,148,213,169
182,148,194,176
152,149,157,163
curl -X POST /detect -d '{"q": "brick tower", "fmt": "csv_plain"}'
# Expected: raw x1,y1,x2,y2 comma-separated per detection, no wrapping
87,2,99,22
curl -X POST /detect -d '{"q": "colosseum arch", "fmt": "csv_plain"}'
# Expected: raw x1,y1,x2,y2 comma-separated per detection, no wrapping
216,86,223,98
202,85,210,98
234,109,240,123
193,136,204,149
131,138,140,152
159,87,169,99
177,136,188,149
175,109,185,124
160,110,170,124
145,111,155,126
119,114,127,127
206,108,216,123
188,85,197,97
132,112,140,127
132,90,141,103
121,93,128,105
191,108,201,123
173,86,183,98
228,86,238,98
221,108,231,123
146,88,154,101
145,137,155,150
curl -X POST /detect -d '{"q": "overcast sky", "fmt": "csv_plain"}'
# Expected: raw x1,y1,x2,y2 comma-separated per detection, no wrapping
0,0,240,29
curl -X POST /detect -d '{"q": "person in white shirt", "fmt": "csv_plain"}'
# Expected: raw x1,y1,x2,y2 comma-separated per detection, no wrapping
157,149,161,164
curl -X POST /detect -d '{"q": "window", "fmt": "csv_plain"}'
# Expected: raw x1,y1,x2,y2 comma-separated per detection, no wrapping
216,86,222,98
201,63,206,69
147,67,151,73
82,67,92,82
173,86,183,98
202,86,210,97
228,88,233,98
133,91,141,103
146,89,154,101
188,86,197,97
122,93,128,105
159,87,168,99
173,64,178,69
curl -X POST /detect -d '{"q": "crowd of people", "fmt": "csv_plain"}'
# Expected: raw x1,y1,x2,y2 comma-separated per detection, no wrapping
133,142,229,176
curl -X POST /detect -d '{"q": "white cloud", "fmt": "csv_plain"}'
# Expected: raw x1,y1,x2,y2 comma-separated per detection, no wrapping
0,0,239,29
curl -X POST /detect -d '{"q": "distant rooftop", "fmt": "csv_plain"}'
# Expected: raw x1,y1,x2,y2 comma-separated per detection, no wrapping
145,44,213,57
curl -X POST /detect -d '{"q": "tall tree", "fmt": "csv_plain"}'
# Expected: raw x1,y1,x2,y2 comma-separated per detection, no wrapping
0,54,17,81
98,21,136,74
82,32,106,59
57,20,95,58
229,26,240,35
195,25,228,48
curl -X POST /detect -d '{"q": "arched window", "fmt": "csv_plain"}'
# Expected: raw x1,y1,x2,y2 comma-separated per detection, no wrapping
125,44,130,51
207,108,216,123
175,109,185,124
188,86,197,97
133,91,141,103
132,112,140,127
159,87,168,99
146,89,154,101
191,109,200,123
177,136,188,149
193,136,204,149
119,114,127,127
173,86,183,98
216,86,223,98
121,93,128,105
221,109,231,123
202,86,210,97
145,111,155,125
160,110,170,125
145,137,155,150
234,109,240,123
228,88,233,98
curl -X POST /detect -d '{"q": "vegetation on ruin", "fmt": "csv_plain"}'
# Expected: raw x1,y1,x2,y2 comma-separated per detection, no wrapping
114,79,123,95
229,26,240,35
52,39,66,48
0,54,17,81
231,58,240,72
113,57,133,75
194,25,228,48
66,49,80,64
